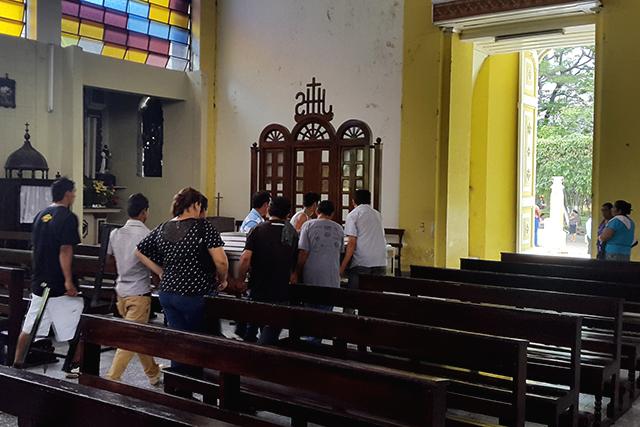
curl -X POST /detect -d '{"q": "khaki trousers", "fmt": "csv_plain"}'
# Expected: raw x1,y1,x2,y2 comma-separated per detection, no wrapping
106,295,160,381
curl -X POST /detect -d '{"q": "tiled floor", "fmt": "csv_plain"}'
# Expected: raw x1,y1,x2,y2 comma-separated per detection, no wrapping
1,319,639,426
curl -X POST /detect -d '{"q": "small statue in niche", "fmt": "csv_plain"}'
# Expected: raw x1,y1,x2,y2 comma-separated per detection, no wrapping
99,144,111,174
96,144,116,186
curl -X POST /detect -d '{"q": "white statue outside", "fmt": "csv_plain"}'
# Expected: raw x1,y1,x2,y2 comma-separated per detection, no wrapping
547,176,568,253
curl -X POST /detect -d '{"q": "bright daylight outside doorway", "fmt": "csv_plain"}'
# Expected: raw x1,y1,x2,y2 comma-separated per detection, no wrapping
526,46,595,257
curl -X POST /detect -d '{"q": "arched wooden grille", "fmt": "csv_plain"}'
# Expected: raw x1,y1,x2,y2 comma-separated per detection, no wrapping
251,78,382,221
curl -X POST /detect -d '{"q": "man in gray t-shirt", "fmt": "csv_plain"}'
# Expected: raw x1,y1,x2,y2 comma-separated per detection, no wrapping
297,200,344,288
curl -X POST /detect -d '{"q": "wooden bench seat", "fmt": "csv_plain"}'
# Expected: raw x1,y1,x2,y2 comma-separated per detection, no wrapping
194,295,528,426
0,267,26,366
462,257,639,286
500,252,640,275
411,263,640,404
358,273,624,421
0,365,240,426
79,314,449,427
287,285,582,427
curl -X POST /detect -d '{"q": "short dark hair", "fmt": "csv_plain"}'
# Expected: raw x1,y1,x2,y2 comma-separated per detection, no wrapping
171,187,203,216
127,193,149,218
303,192,321,208
317,200,335,216
51,177,75,202
200,195,208,213
354,189,371,205
614,200,632,215
602,202,613,209
252,191,271,209
269,196,291,218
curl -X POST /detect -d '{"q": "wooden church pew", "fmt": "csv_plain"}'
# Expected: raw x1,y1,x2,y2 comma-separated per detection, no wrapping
165,295,529,426
410,264,640,406
0,267,27,366
500,252,640,275
461,257,639,286
287,285,582,427
0,365,238,427
79,314,449,427
358,274,625,419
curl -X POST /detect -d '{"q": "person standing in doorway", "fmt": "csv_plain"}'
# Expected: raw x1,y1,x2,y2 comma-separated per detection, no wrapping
569,209,580,242
13,178,84,377
340,189,387,292
290,192,321,233
599,200,635,262
240,191,270,233
233,197,298,345
105,193,162,386
586,216,593,256
534,205,541,247
597,202,613,259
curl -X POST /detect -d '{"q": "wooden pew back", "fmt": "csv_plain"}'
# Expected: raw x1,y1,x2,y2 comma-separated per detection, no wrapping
359,274,623,361
207,296,528,425
79,314,448,427
289,285,582,393
501,252,640,274
0,365,235,427
462,257,639,285
0,267,26,365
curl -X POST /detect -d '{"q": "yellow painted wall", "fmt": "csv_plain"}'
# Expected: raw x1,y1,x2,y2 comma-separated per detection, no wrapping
593,0,640,260
444,37,474,267
399,0,444,267
469,54,519,260
400,0,476,268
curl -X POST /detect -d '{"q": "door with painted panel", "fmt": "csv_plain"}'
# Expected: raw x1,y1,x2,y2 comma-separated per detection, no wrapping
517,50,538,252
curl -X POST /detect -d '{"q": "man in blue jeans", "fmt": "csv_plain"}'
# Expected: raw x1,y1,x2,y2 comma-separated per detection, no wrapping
340,190,387,302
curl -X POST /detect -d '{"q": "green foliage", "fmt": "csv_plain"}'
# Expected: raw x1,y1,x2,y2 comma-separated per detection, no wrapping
536,47,595,212
536,134,592,211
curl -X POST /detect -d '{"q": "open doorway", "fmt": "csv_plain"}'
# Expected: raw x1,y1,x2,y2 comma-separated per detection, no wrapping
523,46,595,256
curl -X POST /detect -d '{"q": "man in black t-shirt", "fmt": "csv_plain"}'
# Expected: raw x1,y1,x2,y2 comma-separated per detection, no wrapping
234,196,298,345
14,178,84,374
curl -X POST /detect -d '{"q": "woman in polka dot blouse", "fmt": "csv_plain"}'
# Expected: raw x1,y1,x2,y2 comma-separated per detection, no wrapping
136,187,228,338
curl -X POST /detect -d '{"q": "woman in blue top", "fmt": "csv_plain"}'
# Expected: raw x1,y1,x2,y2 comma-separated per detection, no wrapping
599,200,635,261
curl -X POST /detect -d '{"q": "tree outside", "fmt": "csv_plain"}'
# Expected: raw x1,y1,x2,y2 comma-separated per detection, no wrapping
536,46,594,223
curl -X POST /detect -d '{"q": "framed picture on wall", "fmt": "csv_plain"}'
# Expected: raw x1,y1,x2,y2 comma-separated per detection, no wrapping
0,74,16,109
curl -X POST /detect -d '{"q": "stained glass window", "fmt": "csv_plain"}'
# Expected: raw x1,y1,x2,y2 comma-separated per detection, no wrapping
0,0,26,38
61,0,191,71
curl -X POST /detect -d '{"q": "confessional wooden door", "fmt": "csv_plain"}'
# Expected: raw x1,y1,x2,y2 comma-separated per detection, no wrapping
252,78,382,222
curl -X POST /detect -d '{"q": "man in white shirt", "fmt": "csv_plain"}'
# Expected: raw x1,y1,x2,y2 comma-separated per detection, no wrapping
340,189,387,292
105,193,161,385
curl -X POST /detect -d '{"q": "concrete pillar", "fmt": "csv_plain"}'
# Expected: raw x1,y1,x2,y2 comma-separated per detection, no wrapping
593,0,640,260
29,0,62,45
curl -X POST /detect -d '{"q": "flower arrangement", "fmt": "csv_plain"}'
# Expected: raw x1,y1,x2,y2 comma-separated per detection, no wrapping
83,177,116,208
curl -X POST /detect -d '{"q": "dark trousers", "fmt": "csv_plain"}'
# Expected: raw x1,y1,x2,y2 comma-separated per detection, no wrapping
346,266,387,290
159,292,205,379
250,298,288,346
345,266,386,314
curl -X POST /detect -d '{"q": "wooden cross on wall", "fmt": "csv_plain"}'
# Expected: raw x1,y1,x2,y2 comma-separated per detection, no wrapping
215,192,223,216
